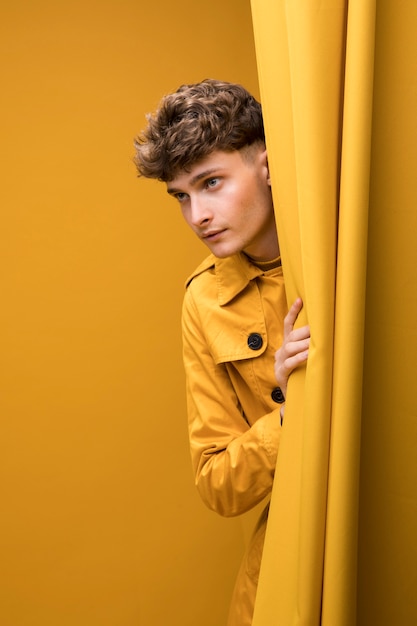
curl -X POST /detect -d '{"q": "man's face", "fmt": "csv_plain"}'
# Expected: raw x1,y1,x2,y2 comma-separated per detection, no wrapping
166,147,278,261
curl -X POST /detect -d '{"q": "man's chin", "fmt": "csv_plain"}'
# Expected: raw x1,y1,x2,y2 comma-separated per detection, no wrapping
207,247,237,259
203,239,241,259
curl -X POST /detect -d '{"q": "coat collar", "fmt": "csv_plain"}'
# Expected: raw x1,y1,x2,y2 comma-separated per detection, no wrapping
186,253,270,306
215,254,265,305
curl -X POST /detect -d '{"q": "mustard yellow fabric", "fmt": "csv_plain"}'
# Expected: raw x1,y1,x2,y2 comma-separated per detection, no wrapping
322,3,376,623
356,2,417,623
250,0,376,624
182,252,287,624
183,252,286,516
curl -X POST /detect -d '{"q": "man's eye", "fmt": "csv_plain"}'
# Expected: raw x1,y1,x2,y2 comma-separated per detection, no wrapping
206,177,219,188
175,193,188,202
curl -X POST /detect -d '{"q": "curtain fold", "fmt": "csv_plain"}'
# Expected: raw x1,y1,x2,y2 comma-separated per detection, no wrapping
250,1,375,623
322,2,375,623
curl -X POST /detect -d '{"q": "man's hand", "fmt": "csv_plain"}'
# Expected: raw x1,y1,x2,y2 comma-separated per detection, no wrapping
274,298,310,400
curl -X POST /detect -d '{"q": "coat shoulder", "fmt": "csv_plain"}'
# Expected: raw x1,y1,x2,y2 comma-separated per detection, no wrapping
185,254,216,289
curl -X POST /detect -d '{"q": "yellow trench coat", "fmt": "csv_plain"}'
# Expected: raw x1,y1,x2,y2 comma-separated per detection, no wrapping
182,252,287,625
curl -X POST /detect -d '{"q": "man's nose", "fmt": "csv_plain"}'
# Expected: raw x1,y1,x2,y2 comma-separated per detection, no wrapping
189,196,212,227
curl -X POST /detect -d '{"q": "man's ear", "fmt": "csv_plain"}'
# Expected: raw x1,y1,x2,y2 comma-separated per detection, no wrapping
262,148,271,185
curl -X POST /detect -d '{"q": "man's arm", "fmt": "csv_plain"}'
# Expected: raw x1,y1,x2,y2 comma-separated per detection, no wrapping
182,289,282,518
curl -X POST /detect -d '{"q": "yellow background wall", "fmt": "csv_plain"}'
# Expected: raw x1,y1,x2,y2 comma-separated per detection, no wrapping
0,2,259,624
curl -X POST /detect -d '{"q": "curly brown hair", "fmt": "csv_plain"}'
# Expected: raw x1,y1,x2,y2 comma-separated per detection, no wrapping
134,79,264,182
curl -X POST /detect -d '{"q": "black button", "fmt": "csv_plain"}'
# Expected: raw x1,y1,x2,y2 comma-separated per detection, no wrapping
247,333,263,350
271,387,285,404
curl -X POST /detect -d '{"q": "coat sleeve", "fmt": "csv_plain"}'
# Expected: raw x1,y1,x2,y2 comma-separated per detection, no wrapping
182,287,282,518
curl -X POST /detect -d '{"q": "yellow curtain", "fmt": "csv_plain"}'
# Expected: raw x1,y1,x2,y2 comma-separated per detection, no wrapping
251,0,417,623
250,1,375,624
356,2,417,624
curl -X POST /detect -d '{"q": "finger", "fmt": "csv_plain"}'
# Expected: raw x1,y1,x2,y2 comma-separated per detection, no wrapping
284,337,310,359
284,298,303,334
289,325,310,342
284,349,309,373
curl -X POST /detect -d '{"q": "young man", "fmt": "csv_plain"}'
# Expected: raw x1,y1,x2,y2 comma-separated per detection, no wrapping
134,79,310,626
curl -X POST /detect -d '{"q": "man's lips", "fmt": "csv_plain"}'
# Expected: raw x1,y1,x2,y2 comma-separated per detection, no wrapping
202,229,226,241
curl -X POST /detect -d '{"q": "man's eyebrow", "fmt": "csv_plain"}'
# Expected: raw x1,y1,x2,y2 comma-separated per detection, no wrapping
166,186,181,195
167,167,222,195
